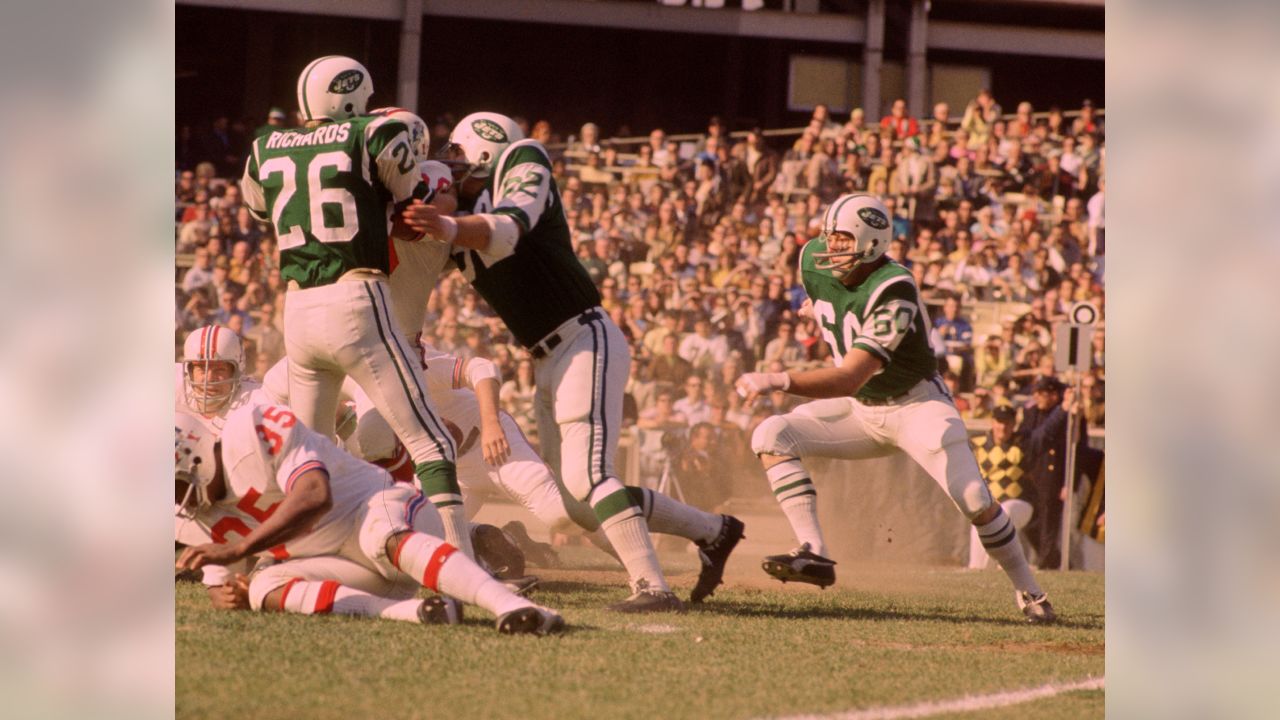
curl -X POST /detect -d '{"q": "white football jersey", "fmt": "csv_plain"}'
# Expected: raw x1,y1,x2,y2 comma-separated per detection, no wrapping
208,399,395,560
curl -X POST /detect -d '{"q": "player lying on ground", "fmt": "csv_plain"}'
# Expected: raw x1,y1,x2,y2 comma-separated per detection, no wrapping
736,193,1055,624
240,56,472,559
175,324,535,592
173,403,563,635
403,112,742,612
264,339,744,605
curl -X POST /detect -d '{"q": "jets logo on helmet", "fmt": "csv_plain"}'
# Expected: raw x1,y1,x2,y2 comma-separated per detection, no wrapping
328,69,364,94
812,193,893,280
857,206,889,230
174,412,218,520
437,111,524,181
472,119,508,143
297,55,374,123
369,107,430,161
182,325,244,415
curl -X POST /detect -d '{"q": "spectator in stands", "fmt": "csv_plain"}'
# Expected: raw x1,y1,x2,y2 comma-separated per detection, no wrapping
761,319,805,370
182,247,215,294
742,129,779,206
678,316,727,372
649,333,693,386
975,334,1012,390
569,122,601,156
675,422,731,510
961,89,1002,150
638,386,687,431
893,136,937,223
673,375,711,427
935,295,975,385
880,98,920,140
254,107,288,140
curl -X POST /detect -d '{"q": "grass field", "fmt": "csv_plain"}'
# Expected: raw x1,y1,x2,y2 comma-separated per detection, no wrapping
176,548,1104,720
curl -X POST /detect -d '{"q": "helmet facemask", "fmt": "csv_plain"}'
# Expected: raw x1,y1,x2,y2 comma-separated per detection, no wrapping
812,231,874,281
184,359,240,415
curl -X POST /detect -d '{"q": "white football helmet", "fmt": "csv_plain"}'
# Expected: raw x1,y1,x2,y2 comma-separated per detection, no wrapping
175,412,218,520
297,55,373,123
812,193,893,278
438,111,525,180
182,325,244,415
369,106,429,160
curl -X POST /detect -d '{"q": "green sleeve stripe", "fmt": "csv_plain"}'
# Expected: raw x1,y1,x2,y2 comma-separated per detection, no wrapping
492,206,531,233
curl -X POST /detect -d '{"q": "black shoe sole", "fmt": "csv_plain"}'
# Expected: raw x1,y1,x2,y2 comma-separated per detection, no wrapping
761,559,836,588
497,607,563,635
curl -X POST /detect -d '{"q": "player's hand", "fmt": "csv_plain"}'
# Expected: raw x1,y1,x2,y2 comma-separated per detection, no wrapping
735,372,790,406
177,542,245,573
480,420,511,467
207,573,250,611
402,200,457,243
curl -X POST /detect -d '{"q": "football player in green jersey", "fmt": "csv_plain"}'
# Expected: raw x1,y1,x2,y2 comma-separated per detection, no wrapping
403,112,743,612
240,56,473,560
735,193,1055,623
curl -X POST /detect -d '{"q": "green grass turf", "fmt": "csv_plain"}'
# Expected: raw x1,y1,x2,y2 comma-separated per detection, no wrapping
176,554,1103,720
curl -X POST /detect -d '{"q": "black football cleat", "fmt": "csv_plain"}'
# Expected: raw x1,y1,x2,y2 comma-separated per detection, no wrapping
762,543,837,588
690,515,745,603
418,595,463,625
496,605,565,636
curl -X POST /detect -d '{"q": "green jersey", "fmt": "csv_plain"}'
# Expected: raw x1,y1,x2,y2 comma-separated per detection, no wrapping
241,115,424,289
452,139,600,347
799,241,937,400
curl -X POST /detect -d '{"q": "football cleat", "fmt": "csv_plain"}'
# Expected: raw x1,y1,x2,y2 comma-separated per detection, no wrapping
418,596,463,625
502,575,540,598
762,543,837,588
607,588,687,614
1016,591,1058,624
690,515,745,603
496,605,565,636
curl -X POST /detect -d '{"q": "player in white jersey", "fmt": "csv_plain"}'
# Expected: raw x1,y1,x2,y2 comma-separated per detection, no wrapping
174,404,563,634
176,324,266,434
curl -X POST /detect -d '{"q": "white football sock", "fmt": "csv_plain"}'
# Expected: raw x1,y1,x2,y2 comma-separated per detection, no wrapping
767,459,828,557
974,506,1043,596
601,513,671,593
638,488,722,544
277,580,421,623
391,532,530,617
437,504,476,560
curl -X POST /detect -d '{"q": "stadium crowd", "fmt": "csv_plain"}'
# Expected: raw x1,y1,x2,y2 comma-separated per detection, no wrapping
176,92,1105,562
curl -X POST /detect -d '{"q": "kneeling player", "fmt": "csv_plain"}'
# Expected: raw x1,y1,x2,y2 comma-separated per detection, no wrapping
736,193,1055,623
174,404,563,635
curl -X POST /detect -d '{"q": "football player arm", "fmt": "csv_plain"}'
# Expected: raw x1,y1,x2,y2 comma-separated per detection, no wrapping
176,469,332,571
462,358,510,466
737,348,884,405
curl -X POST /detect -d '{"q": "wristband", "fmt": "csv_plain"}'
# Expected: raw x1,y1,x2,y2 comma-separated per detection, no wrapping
435,215,458,244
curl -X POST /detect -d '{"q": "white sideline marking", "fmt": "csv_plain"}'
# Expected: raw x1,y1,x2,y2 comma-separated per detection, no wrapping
761,676,1104,720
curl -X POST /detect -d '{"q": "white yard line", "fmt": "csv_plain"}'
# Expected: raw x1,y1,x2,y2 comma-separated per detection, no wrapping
761,676,1105,720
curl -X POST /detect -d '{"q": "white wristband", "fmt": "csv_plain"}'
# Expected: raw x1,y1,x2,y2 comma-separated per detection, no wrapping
769,372,792,392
